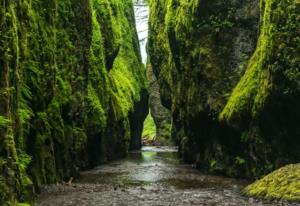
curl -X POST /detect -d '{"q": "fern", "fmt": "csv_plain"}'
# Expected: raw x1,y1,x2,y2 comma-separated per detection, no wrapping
17,151,32,173
0,116,10,127
18,84,33,124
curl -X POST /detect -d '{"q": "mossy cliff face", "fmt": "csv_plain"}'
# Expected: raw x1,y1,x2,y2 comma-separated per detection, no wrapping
0,0,147,204
220,0,300,176
148,0,299,178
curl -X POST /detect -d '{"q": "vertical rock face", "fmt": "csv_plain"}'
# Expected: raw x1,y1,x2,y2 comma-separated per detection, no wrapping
129,90,149,150
147,64,172,141
0,0,147,204
220,0,300,175
148,0,299,178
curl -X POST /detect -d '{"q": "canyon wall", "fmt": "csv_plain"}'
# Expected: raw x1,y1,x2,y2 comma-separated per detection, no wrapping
148,0,299,178
147,64,172,143
0,0,148,204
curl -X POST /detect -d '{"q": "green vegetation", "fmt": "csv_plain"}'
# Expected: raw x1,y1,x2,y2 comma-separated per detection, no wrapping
148,0,300,183
245,164,300,201
0,0,147,204
142,114,156,141
148,0,260,174
1,0,299,204
0,116,10,129
142,113,172,145
220,0,300,123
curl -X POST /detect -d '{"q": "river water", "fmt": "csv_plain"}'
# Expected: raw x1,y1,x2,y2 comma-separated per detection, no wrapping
37,147,297,206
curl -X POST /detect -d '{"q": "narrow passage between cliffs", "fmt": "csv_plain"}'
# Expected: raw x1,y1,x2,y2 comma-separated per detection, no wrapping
36,1,297,206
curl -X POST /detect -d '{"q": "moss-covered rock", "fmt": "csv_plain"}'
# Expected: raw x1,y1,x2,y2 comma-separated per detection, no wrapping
244,164,300,201
0,0,147,204
148,0,300,179
148,0,260,175
220,0,300,176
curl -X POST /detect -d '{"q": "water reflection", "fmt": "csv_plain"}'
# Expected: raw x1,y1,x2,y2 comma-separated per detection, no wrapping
80,146,181,186
80,146,247,190
141,151,157,162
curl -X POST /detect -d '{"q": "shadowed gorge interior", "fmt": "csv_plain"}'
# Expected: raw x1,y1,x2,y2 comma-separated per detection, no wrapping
0,0,299,205
148,0,299,175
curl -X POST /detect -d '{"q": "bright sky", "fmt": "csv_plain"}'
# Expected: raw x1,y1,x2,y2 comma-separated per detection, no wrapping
134,0,149,64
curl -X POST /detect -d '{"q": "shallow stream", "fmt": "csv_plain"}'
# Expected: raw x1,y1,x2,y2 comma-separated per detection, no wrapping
37,147,297,206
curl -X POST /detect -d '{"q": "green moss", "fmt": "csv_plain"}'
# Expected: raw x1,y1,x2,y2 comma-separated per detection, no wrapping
220,0,300,123
87,85,106,127
245,164,300,201
0,175,13,205
108,0,147,119
149,0,299,178
1,0,147,203
219,19,270,122
66,126,87,153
